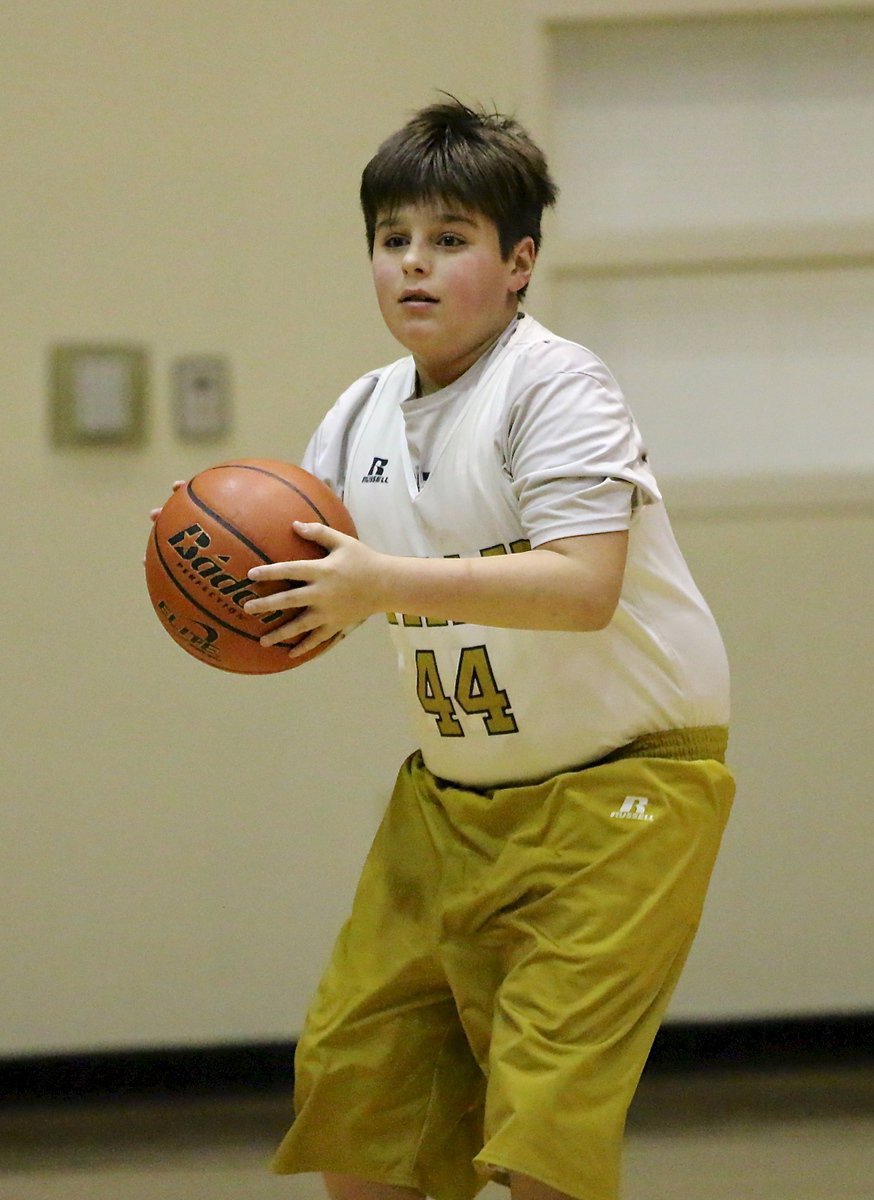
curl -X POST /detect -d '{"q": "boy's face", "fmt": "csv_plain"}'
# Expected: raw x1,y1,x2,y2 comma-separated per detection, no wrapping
371,202,534,395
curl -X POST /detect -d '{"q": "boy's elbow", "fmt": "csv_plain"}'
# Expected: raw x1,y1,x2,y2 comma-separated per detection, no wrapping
540,532,626,632
580,594,619,632
572,579,622,631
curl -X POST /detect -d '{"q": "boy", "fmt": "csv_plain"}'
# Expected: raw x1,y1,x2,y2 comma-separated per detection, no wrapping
245,99,734,1200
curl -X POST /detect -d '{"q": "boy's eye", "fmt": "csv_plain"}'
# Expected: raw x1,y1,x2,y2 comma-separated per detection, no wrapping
383,234,408,249
437,233,465,247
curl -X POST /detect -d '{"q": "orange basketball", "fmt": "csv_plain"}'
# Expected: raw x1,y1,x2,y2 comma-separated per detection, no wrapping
145,460,357,674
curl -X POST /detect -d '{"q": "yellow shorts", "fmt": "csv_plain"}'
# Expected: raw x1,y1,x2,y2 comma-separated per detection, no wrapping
273,729,734,1200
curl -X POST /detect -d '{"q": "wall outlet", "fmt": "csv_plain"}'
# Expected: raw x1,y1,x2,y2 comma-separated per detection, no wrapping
172,355,232,440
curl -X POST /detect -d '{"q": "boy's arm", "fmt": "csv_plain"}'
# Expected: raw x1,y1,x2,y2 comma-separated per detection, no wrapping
245,523,628,659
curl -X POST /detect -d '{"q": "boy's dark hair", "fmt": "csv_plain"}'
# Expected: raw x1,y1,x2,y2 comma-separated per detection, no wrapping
360,97,558,266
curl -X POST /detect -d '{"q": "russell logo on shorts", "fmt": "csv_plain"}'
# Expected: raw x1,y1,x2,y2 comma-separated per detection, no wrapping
611,796,654,822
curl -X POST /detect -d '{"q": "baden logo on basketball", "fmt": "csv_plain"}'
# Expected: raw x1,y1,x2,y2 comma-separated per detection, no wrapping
166,523,284,623
145,459,357,674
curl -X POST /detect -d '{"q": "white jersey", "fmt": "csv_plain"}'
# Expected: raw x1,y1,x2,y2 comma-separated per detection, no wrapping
304,314,730,787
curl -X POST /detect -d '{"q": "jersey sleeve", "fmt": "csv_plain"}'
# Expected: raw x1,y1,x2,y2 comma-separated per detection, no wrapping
504,339,661,547
301,370,382,499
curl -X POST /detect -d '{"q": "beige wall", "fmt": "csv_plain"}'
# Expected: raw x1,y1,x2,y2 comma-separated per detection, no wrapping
1,2,871,1055
666,497,874,1019
0,0,536,1055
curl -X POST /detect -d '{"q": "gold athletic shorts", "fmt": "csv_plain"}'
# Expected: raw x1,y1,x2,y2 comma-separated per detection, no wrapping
273,728,734,1200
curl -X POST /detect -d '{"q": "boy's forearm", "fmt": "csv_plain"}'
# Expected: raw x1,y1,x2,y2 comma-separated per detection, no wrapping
373,533,626,632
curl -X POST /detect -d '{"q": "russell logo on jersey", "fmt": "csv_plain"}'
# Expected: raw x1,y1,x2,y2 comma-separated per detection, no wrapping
362,456,389,483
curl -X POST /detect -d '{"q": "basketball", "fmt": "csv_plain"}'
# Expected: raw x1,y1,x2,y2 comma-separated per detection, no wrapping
145,459,357,674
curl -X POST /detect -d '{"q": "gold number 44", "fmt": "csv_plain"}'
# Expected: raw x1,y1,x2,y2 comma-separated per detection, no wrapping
415,646,518,738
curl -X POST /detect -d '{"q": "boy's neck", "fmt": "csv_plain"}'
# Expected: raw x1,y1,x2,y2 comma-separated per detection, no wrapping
412,312,522,399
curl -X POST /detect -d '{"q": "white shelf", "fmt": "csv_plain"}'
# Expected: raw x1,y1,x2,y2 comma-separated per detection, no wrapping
546,221,874,279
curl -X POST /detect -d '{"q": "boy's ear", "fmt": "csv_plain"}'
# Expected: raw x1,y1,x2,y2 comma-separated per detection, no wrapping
510,236,536,294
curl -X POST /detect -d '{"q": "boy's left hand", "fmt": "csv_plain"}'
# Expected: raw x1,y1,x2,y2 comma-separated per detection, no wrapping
244,522,384,658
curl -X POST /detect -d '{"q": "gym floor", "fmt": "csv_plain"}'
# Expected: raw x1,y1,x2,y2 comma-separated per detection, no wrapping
2,1066,873,1200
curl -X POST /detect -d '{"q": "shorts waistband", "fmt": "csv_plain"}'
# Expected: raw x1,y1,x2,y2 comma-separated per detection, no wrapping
597,725,729,766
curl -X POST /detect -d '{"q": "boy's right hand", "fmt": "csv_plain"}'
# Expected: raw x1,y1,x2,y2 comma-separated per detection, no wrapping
149,480,187,524
145,481,186,565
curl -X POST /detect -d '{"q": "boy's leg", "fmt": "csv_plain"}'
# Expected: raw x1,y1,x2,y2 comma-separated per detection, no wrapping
509,1173,575,1200
430,745,734,1200
323,1173,424,1200
273,754,487,1200
322,1170,575,1200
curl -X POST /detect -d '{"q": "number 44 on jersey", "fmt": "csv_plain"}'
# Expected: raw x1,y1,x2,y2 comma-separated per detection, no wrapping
415,645,518,738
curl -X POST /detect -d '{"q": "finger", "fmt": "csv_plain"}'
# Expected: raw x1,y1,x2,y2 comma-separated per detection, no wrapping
244,585,309,616
292,521,344,549
286,627,339,658
149,482,186,523
259,611,318,648
247,562,317,585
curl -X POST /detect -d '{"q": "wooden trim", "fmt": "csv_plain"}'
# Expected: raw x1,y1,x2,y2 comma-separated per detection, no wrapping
546,224,874,280
526,1,874,24
659,472,874,517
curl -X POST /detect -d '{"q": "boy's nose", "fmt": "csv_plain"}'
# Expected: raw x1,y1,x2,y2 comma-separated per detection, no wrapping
402,243,428,274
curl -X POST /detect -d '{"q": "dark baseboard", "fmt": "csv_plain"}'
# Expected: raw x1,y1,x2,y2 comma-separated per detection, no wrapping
1,1014,872,1107
646,1012,874,1073
0,1041,296,1107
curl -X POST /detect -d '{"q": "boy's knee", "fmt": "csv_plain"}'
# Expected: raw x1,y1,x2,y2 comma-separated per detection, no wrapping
510,1171,577,1200
322,1173,425,1200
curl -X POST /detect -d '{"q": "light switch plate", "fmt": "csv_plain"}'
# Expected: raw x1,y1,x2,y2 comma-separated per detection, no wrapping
172,355,232,440
50,343,148,446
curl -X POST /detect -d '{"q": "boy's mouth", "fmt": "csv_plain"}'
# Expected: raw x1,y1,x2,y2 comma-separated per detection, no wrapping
400,289,438,304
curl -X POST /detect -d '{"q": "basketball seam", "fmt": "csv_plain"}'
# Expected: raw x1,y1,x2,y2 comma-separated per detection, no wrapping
185,482,276,563
200,464,331,525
